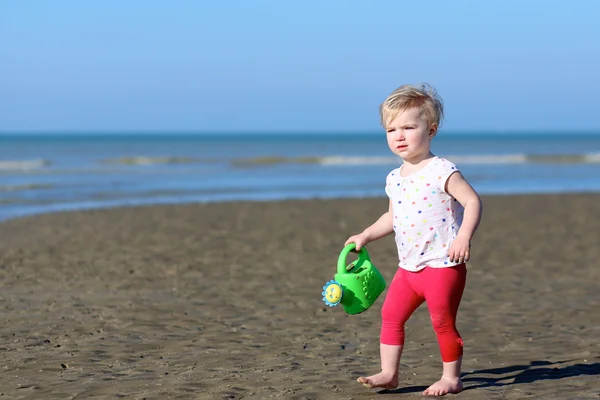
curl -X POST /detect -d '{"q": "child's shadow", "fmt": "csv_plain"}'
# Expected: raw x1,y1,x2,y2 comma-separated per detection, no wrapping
461,359,600,390
376,360,600,395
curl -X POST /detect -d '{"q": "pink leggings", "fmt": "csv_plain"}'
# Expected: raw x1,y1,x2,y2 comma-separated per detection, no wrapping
380,264,466,362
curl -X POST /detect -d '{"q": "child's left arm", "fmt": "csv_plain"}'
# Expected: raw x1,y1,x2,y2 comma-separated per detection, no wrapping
445,172,482,263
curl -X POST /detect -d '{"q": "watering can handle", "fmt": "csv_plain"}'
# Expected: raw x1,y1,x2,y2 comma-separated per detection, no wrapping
337,243,370,275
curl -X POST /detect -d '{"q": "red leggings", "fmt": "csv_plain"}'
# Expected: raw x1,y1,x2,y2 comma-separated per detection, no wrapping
380,264,466,362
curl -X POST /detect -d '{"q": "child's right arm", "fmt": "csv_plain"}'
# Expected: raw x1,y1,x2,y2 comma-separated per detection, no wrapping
345,199,394,250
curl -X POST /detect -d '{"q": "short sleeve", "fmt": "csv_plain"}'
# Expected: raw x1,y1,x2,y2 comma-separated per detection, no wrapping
384,169,398,198
433,158,459,193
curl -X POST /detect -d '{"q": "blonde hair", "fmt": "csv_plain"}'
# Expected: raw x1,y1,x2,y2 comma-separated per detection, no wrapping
379,83,444,129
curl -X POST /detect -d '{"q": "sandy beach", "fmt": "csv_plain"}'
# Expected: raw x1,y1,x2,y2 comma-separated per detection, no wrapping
1,194,599,399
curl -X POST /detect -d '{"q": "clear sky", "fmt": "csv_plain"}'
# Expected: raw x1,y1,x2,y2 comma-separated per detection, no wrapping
1,1,599,133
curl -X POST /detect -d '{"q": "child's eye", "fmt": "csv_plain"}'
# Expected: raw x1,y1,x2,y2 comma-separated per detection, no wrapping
405,127,414,130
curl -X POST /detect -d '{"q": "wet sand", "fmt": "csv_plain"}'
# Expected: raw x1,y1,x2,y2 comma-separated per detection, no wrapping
1,194,599,399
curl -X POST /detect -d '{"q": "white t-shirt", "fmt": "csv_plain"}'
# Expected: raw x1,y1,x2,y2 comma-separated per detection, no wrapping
385,156,464,272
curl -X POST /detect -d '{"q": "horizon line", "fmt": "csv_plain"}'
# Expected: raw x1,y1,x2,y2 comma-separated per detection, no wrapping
2,129,600,136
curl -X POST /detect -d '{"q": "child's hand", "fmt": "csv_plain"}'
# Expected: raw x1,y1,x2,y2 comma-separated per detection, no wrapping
448,234,471,263
345,233,370,251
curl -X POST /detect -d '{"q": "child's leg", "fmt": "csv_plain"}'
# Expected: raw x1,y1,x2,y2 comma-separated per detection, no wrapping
421,264,467,396
357,268,423,389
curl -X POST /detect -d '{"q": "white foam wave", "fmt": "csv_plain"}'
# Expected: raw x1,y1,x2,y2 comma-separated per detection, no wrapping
102,156,201,166
446,154,528,164
319,154,529,166
231,152,600,168
584,152,600,163
0,159,51,171
320,156,399,166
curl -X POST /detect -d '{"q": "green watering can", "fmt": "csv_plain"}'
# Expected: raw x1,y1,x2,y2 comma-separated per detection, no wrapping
321,243,386,314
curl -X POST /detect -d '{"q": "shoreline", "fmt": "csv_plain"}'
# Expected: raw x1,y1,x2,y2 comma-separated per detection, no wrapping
3,190,600,224
1,193,599,399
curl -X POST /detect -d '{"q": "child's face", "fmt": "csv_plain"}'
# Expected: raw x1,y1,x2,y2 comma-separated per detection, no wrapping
385,107,436,163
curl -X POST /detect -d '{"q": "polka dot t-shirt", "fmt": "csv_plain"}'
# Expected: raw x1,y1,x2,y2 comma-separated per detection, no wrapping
385,156,464,272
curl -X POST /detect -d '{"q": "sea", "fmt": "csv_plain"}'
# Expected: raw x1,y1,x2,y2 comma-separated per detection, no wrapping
1,132,600,222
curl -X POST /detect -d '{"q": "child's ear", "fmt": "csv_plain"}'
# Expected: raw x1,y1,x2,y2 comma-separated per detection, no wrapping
429,124,438,138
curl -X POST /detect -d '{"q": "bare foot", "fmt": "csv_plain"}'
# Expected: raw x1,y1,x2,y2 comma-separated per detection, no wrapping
422,376,463,396
356,372,398,389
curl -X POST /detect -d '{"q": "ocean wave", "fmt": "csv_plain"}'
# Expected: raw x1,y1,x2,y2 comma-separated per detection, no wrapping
0,183,55,192
231,156,321,166
449,154,528,164
322,154,529,165
230,153,600,167
101,156,216,166
321,155,529,165
231,155,394,166
527,154,600,163
0,159,51,171
319,156,399,165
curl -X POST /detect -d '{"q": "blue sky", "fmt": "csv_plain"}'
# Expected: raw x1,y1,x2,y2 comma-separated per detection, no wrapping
1,1,599,133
